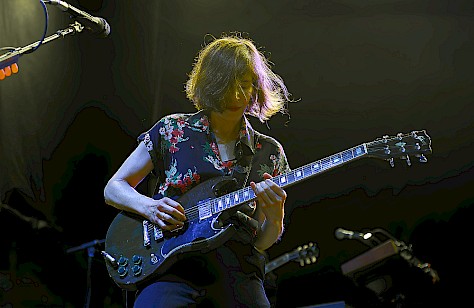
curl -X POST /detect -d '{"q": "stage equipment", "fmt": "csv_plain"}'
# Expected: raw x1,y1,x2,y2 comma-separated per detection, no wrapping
339,228,439,305
66,239,106,308
0,0,110,80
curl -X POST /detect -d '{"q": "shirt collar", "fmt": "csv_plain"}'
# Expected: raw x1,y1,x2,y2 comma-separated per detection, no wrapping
185,109,256,155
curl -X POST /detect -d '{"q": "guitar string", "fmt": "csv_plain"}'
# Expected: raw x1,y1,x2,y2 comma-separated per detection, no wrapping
179,146,357,221
169,133,428,223
180,144,364,220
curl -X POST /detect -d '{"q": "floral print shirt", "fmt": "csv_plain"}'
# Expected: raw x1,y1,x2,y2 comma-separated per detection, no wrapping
139,110,290,201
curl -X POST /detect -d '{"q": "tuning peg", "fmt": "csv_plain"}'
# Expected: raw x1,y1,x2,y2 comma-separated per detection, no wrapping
389,157,395,167
419,154,428,163
405,155,412,166
384,145,391,155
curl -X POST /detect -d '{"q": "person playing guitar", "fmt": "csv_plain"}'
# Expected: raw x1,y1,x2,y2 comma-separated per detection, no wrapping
104,33,292,307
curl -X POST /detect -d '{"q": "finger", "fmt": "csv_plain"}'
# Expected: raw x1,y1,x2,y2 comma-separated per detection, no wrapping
154,211,183,230
253,181,274,205
265,179,287,199
162,197,185,214
151,211,171,229
159,211,185,226
159,199,186,221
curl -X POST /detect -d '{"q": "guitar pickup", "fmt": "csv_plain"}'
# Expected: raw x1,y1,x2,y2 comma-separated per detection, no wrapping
142,220,151,247
153,225,163,241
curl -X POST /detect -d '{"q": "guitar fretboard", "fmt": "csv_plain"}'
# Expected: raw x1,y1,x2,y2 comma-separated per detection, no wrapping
189,144,368,221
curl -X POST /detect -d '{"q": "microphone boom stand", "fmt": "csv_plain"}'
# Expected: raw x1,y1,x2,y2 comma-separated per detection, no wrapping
66,239,105,308
0,21,84,70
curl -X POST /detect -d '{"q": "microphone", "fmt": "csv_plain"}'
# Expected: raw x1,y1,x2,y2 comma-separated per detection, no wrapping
45,0,111,38
335,228,372,240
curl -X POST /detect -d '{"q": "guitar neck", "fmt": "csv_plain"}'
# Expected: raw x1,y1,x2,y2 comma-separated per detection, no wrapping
187,144,368,220
272,143,368,190
265,252,295,274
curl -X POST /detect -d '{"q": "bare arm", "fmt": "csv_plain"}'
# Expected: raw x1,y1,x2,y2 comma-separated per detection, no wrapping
104,142,186,230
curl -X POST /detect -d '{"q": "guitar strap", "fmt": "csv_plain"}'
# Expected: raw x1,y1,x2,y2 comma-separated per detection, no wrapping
231,136,267,278
226,136,260,244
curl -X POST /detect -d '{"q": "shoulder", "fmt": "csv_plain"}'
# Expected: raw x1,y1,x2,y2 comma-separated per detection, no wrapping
254,130,286,153
158,113,192,125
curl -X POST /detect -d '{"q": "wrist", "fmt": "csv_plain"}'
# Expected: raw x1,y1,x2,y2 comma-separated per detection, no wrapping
262,218,284,235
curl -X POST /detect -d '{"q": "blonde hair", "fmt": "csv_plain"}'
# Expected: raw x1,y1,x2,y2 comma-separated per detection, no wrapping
185,34,290,122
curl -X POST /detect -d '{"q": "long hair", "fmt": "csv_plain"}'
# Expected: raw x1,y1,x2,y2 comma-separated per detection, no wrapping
185,34,291,122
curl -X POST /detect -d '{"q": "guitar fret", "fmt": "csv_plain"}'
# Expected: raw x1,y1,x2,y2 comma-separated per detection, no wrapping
311,162,320,173
331,153,342,165
198,202,212,220
296,169,303,178
353,145,366,157
342,149,354,162
321,158,331,170
268,144,368,191
207,144,369,215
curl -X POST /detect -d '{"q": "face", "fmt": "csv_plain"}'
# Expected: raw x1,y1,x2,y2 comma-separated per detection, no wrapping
220,72,254,116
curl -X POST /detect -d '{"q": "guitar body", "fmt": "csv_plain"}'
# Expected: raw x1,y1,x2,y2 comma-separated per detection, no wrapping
105,176,240,291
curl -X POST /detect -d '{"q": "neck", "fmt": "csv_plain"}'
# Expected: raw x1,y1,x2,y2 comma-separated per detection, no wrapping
210,111,242,143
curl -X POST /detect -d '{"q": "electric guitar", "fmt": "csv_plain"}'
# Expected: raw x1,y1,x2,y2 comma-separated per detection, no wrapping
103,130,432,290
265,242,319,274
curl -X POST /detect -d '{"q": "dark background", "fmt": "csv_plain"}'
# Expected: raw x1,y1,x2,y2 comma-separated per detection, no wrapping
1,0,473,307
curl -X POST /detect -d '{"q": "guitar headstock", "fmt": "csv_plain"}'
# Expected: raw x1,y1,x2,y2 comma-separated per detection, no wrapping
366,130,432,167
294,242,320,267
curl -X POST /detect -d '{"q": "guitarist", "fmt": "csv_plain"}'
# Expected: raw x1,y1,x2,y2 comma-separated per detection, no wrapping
104,33,292,307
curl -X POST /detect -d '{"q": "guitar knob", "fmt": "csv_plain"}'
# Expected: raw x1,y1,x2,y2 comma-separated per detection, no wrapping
117,266,128,278
132,265,142,276
132,255,142,265
118,256,129,267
